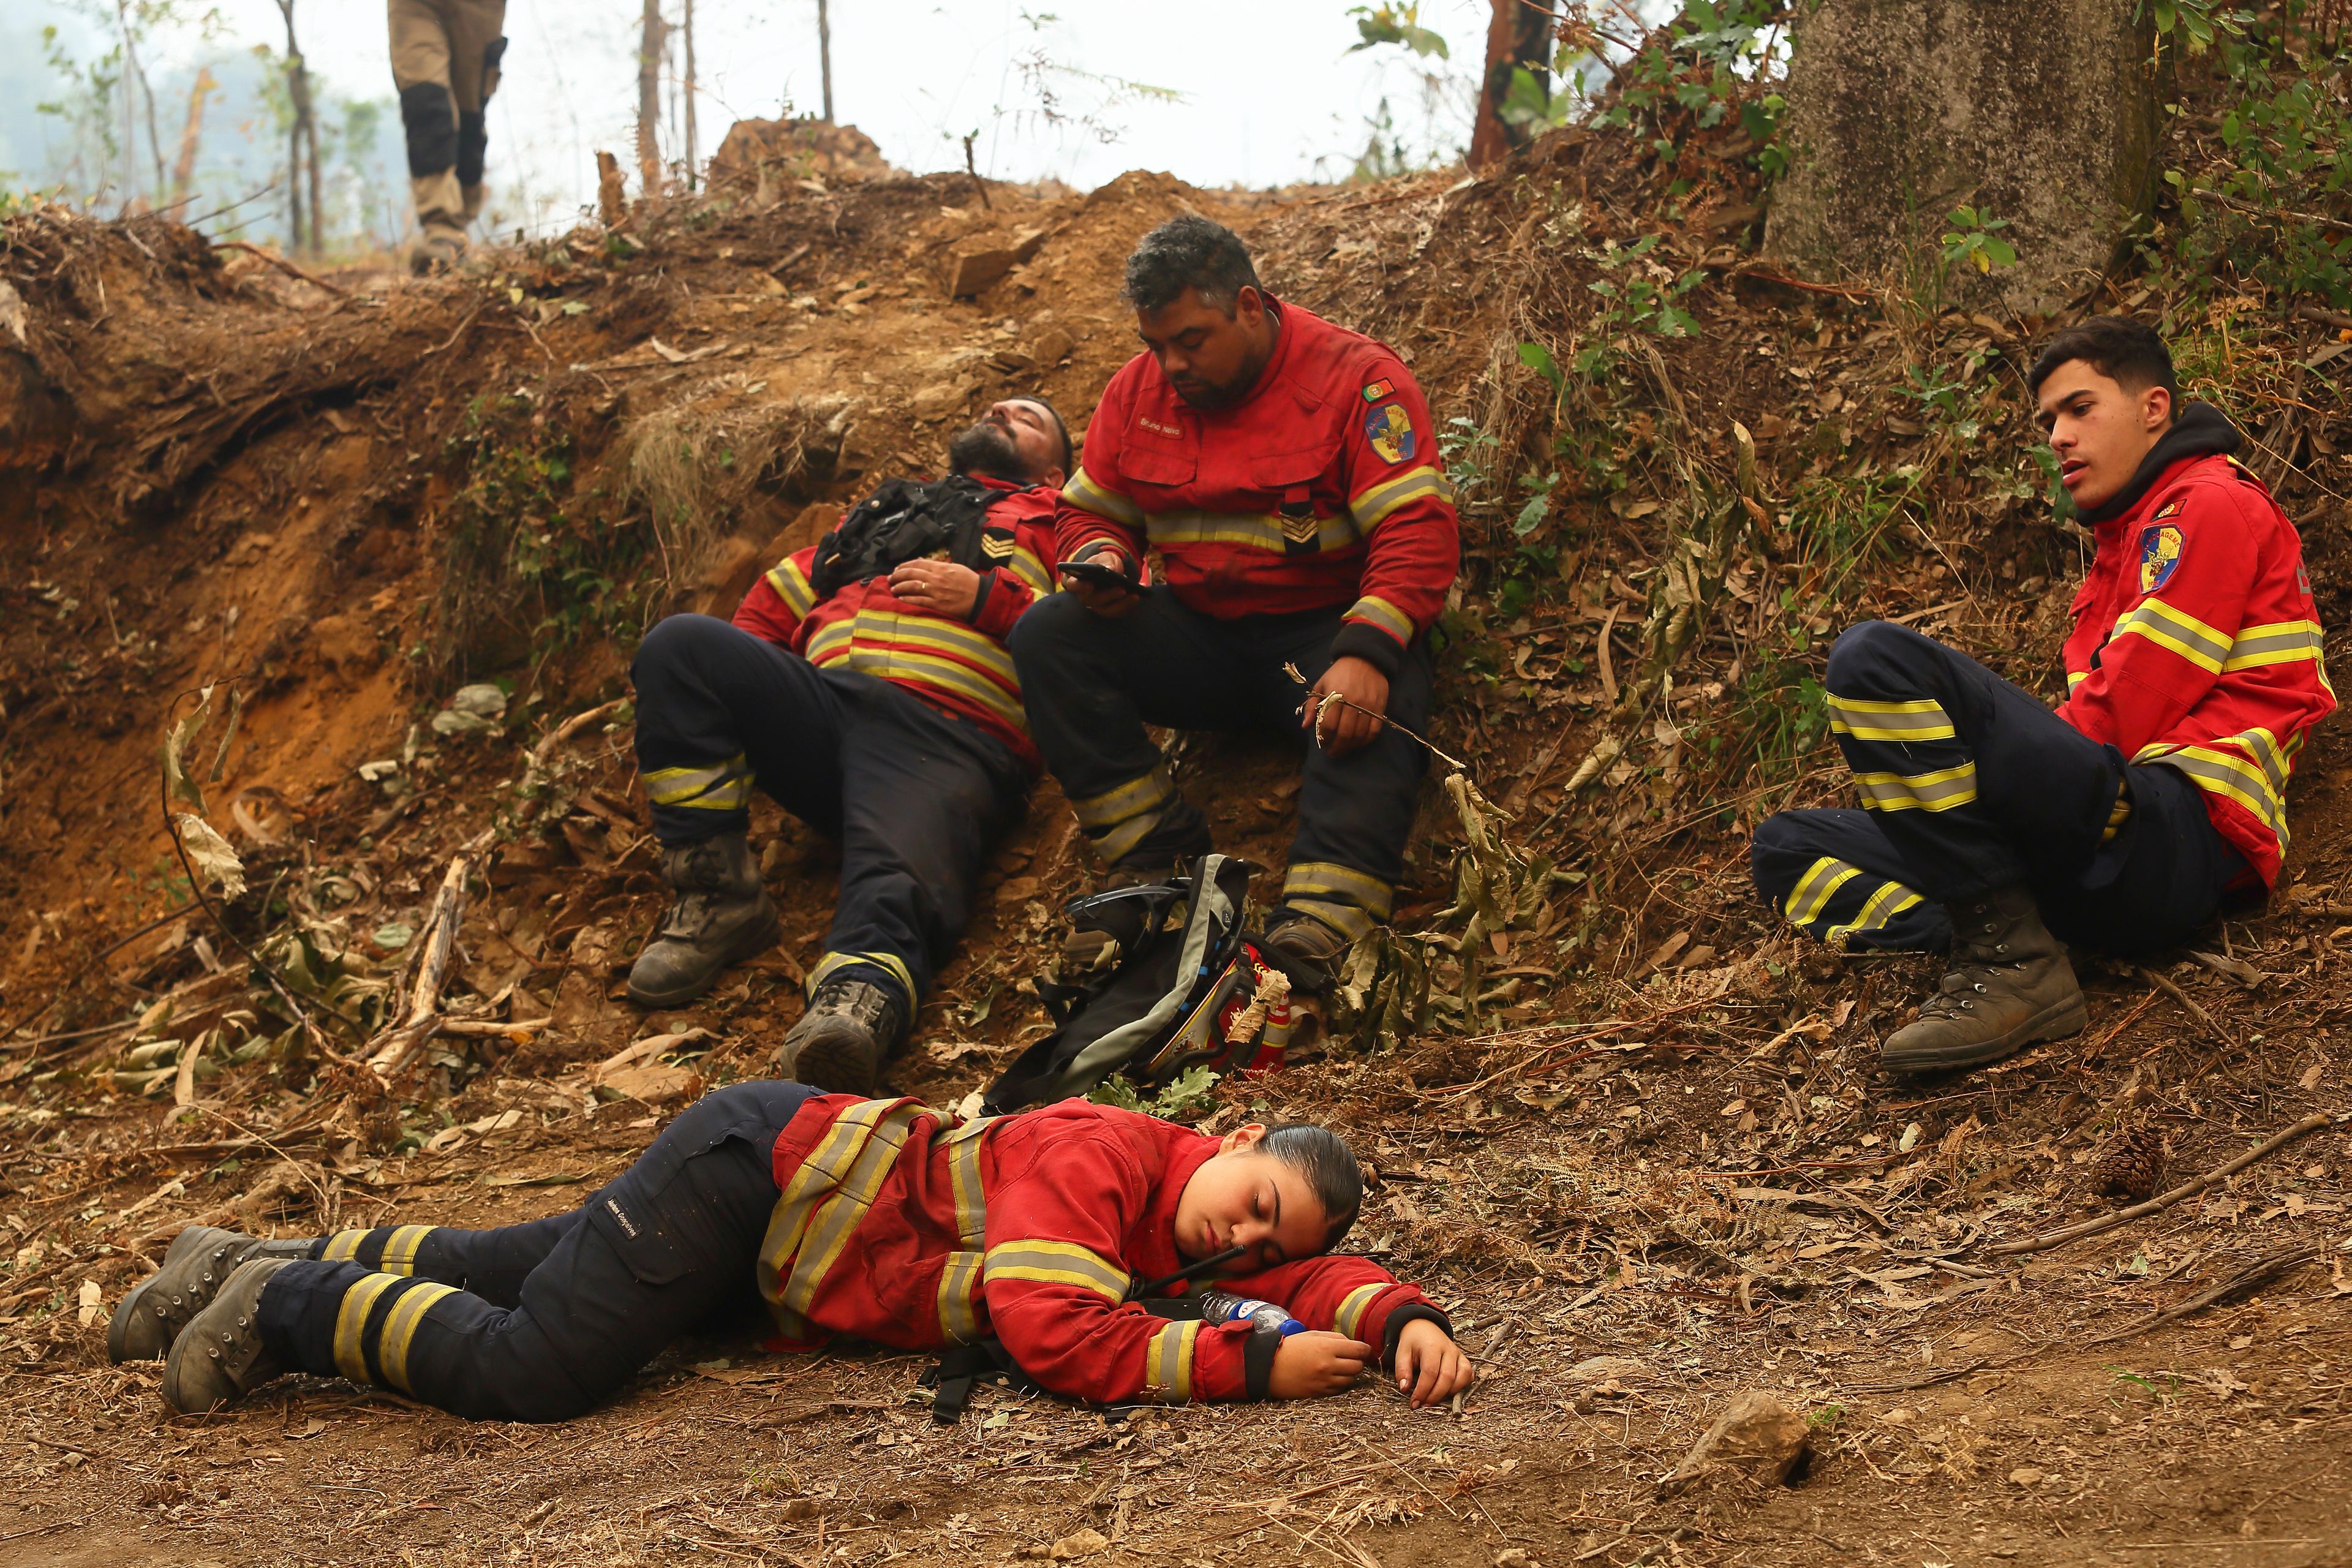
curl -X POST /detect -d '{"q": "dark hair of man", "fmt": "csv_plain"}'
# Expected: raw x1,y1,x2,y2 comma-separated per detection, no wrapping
1258,1123,1364,1251
2027,315,2179,404
1122,214,1264,317
1023,394,1075,475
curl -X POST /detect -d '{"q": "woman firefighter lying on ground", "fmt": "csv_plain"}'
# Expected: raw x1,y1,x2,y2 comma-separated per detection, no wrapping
107,1083,1474,1420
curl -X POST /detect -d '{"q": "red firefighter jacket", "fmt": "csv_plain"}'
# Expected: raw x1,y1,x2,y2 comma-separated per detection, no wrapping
2057,451,2334,885
755,1095,1444,1406
1055,301,1460,677
733,477,1058,769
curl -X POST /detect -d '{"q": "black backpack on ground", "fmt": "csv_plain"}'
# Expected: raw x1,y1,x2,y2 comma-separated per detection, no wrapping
979,854,1293,1115
808,475,1028,598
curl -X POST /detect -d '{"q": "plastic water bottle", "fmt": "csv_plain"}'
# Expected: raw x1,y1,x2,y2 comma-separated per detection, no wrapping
1196,1289,1306,1336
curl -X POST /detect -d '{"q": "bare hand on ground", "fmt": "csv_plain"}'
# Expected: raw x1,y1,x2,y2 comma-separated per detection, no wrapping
1393,1318,1475,1408
888,559,982,619
1267,1330,1374,1399
1303,655,1389,755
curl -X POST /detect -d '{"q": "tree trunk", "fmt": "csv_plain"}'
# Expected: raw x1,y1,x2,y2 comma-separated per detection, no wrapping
1765,0,2160,314
275,0,316,254
1468,0,1557,174
303,107,325,255
170,69,216,216
637,0,668,196
595,149,627,227
118,1,167,207
817,0,834,122
682,0,698,186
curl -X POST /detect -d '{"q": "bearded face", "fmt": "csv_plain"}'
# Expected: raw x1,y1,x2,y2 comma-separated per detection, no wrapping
946,416,1026,483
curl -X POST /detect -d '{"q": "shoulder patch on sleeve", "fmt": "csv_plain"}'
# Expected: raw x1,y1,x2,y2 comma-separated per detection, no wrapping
2139,522,2185,594
1361,377,1395,402
2153,498,2182,521
1363,402,1417,464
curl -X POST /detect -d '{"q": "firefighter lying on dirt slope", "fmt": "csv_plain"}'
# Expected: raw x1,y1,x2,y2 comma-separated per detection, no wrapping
110,1086,1474,1423
1753,316,2334,1074
623,398,1073,1096
1008,216,1461,993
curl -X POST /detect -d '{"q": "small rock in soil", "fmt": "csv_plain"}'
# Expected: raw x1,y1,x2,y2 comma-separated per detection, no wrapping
1658,1390,1809,1496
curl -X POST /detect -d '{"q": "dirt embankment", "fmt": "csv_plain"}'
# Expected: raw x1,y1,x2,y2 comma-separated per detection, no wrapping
1,92,2350,1568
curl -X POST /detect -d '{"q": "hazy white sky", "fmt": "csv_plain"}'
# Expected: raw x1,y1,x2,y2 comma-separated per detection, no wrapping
173,0,1489,235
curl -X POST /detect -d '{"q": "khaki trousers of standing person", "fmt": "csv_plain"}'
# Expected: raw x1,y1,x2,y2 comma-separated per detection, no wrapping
390,0,508,239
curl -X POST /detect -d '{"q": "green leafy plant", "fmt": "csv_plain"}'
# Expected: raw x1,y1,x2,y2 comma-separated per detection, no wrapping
1440,413,1502,499
1576,0,1790,173
1347,2,1449,59
436,396,644,677
1940,206,2019,274
1087,1065,1222,1120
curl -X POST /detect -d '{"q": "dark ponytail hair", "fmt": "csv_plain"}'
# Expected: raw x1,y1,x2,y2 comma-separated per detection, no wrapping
1259,1123,1363,1251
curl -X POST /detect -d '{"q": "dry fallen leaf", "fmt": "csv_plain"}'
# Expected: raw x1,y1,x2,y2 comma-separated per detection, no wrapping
2299,1062,2325,1089
77,1280,102,1327
172,812,247,900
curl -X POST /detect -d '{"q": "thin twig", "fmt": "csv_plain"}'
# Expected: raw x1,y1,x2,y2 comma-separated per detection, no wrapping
2136,963,2240,1049
1985,1112,2335,1257
1280,662,1474,773
2194,187,2352,237
2077,1246,2320,1348
365,856,469,1081
0,905,191,1049
424,304,484,357
212,239,348,296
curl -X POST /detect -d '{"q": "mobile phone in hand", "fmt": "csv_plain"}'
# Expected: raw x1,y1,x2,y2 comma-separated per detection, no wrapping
1060,558,1139,593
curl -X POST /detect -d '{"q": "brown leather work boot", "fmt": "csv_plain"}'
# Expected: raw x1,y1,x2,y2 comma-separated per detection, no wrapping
1881,885,2086,1073
1261,910,1351,995
161,1257,295,1414
627,831,779,1009
774,976,907,1096
110,1227,314,1363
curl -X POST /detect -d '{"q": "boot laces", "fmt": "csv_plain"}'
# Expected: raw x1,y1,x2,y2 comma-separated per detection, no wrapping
1918,970,1992,1019
809,979,894,1031
655,889,727,943
655,839,748,941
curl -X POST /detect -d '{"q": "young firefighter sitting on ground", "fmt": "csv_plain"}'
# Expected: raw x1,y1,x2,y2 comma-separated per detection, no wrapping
1750,317,2333,1074
624,398,1069,1096
110,1083,1476,1422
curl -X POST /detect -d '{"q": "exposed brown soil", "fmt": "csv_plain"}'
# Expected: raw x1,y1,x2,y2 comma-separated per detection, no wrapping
2,99,2349,1568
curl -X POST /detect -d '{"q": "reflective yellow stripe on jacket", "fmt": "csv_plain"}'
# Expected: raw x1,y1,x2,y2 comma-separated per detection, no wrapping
757,1098,932,1337
2137,726,2299,848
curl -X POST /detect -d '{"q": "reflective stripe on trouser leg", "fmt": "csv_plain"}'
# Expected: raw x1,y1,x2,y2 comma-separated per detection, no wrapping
1778,855,1931,951
1279,861,1395,944
1825,619,2144,902
326,1272,462,1393
805,950,915,1007
1828,693,1975,812
317,1226,441,1275
1068,766,1185,865
642,753,755,815
1748,807,1950,954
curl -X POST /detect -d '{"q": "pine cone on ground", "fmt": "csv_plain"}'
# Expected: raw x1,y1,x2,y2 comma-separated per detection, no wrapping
2089,1125,2169,1203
